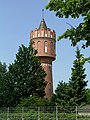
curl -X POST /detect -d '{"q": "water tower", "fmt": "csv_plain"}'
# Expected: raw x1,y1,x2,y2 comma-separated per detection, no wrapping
30,18,56,98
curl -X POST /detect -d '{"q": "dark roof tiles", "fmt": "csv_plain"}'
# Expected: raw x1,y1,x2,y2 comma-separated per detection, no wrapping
39,18,47,30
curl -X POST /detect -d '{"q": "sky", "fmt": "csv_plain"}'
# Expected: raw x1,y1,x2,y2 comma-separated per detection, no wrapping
0,0,90,90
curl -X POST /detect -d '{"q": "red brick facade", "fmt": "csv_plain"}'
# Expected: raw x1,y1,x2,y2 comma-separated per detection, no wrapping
30,19,56,98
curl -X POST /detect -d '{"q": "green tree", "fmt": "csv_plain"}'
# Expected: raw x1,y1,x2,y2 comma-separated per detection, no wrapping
85,89,90,104
17,96,52,107
9,43,46,99
69,47,88,106
0,62,7,106
52,81,70,106
52,47,89,106
0,43,46,107
46,0,90,48
0,71,17,107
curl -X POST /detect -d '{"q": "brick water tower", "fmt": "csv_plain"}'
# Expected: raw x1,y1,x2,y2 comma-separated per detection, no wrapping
30,18,56,98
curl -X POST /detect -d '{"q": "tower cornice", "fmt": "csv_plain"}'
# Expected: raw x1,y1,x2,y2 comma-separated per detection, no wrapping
30,27,56,40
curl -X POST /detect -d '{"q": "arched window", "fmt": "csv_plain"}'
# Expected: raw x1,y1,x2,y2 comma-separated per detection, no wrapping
37,41,41,53
38,33,40,37
44,41,48,53
45,33,47,37
48,31,50,37
33,34,34,38
51,34,52,38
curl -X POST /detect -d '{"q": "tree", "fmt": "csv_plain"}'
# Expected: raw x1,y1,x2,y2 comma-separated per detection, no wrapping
52,47,89,106
85,88,90,104
68,47,88,106
0,43,46,107
0,71,17,107
0,62,13,107
0,62,8,106
9,43,46,97
53,81,70,106
17,96,51,107
46,0,90,48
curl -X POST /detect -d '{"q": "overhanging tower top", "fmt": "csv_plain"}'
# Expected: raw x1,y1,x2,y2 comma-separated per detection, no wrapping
39,18,47,30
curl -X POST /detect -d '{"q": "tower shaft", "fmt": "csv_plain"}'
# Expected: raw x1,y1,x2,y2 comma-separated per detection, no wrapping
40,57,53,98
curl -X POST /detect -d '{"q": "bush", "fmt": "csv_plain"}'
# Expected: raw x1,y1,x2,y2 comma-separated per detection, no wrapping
17,96,52,107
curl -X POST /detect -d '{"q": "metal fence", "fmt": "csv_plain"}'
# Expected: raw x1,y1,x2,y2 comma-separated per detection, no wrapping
0,106,90,120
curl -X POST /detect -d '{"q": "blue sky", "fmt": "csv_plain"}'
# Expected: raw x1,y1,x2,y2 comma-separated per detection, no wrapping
0,0,90,90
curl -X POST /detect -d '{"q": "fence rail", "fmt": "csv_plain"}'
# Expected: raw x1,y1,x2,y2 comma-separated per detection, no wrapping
0,106,90,120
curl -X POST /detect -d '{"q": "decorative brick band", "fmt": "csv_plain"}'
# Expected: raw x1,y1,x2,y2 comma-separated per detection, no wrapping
30,28,56,40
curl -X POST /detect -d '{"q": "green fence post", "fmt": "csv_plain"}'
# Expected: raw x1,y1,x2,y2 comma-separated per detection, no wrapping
22,107,24,120
56,106,58,120
76,106,77,120
38,107,40,120
7,107,9,120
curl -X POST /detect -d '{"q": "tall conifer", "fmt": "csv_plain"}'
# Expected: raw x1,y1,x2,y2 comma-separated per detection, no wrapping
69,47,87,106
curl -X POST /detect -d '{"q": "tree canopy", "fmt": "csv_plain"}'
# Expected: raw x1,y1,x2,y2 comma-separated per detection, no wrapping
0,62,8,106
53,81,70,106
68,47,88,106
52,47,88,106
46,0,90,48
0,43,46,107
9,44,46,98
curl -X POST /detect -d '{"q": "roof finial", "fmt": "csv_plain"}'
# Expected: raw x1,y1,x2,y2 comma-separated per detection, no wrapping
39,9,47,29
42,9,44,19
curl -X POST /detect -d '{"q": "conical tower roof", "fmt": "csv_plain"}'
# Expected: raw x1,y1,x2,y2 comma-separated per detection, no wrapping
39,18,47,30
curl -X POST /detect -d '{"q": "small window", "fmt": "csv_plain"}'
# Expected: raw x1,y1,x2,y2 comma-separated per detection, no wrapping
35,31,37,37
45,33,47,37
33,35,34,38
48,31,50,37
38,33,40,37
45,46,47,53
51,34,52,38
44,41,48,53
